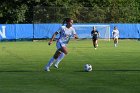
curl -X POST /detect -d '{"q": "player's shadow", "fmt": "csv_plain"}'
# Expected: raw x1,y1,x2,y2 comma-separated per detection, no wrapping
75,69,140,72
0,70,40,72
95,69,140,71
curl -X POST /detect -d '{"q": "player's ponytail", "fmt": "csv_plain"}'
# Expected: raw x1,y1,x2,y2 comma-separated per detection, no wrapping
62,19,66,26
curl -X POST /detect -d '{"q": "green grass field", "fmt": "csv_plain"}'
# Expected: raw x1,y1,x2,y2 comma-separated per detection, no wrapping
0,39,140,93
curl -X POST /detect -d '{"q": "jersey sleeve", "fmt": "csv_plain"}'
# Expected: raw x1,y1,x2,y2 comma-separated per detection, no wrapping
56,26,62,34
112,30,115,34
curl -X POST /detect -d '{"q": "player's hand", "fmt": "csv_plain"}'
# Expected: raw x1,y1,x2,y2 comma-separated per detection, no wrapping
48,41,52,45
74,34,79,39
74,36,79,39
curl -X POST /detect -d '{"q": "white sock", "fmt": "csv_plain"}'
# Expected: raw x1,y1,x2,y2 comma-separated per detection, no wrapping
46,57,56,68
55,53,65,66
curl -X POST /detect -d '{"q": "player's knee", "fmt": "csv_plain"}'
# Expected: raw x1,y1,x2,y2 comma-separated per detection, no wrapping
54,55,58,59
53,53,61,59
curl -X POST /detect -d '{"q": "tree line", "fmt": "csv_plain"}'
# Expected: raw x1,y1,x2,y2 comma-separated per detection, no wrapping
0,0,140,23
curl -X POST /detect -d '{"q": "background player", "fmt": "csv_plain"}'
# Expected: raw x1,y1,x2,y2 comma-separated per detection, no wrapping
91,26,100,49
112,26,119,47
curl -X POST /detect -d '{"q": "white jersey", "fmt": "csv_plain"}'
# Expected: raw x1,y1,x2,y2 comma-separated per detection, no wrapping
57,26,76,44
112,29,119,38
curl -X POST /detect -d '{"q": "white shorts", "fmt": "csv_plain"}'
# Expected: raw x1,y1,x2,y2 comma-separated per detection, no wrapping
114,36,118,39
56,41,67,49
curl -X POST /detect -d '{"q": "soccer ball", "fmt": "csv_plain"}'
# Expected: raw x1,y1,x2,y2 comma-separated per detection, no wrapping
84,64,92,72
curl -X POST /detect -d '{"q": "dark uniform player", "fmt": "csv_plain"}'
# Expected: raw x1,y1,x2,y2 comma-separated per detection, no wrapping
91,26,99,49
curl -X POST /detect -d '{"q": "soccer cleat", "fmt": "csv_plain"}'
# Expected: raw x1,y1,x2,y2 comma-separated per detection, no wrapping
45,67,50,72
54,64,58,68
114,44,117,47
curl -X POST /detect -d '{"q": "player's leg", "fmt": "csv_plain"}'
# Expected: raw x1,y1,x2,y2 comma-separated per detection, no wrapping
116,38,119,46
93,39,96,49
45,50,61,71
116,38,118,44
95,39,98,48
54,46,68,68
92,39,94,47
114,38,117,47
54,53,65,68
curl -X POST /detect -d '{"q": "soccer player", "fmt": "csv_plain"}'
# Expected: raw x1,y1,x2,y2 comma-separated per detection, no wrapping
112,26,119,47
44,18,78,71
91,26,99,49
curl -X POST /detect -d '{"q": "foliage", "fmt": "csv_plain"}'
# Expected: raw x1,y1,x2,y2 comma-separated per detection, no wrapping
0,0,139,23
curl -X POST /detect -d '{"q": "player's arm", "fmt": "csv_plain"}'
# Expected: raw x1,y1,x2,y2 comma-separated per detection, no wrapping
74,34,79,39
91,31,93,36
72,28,78,39
112,31,115,37
98,32,100,38
48,32,58,45
118,30,119,37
